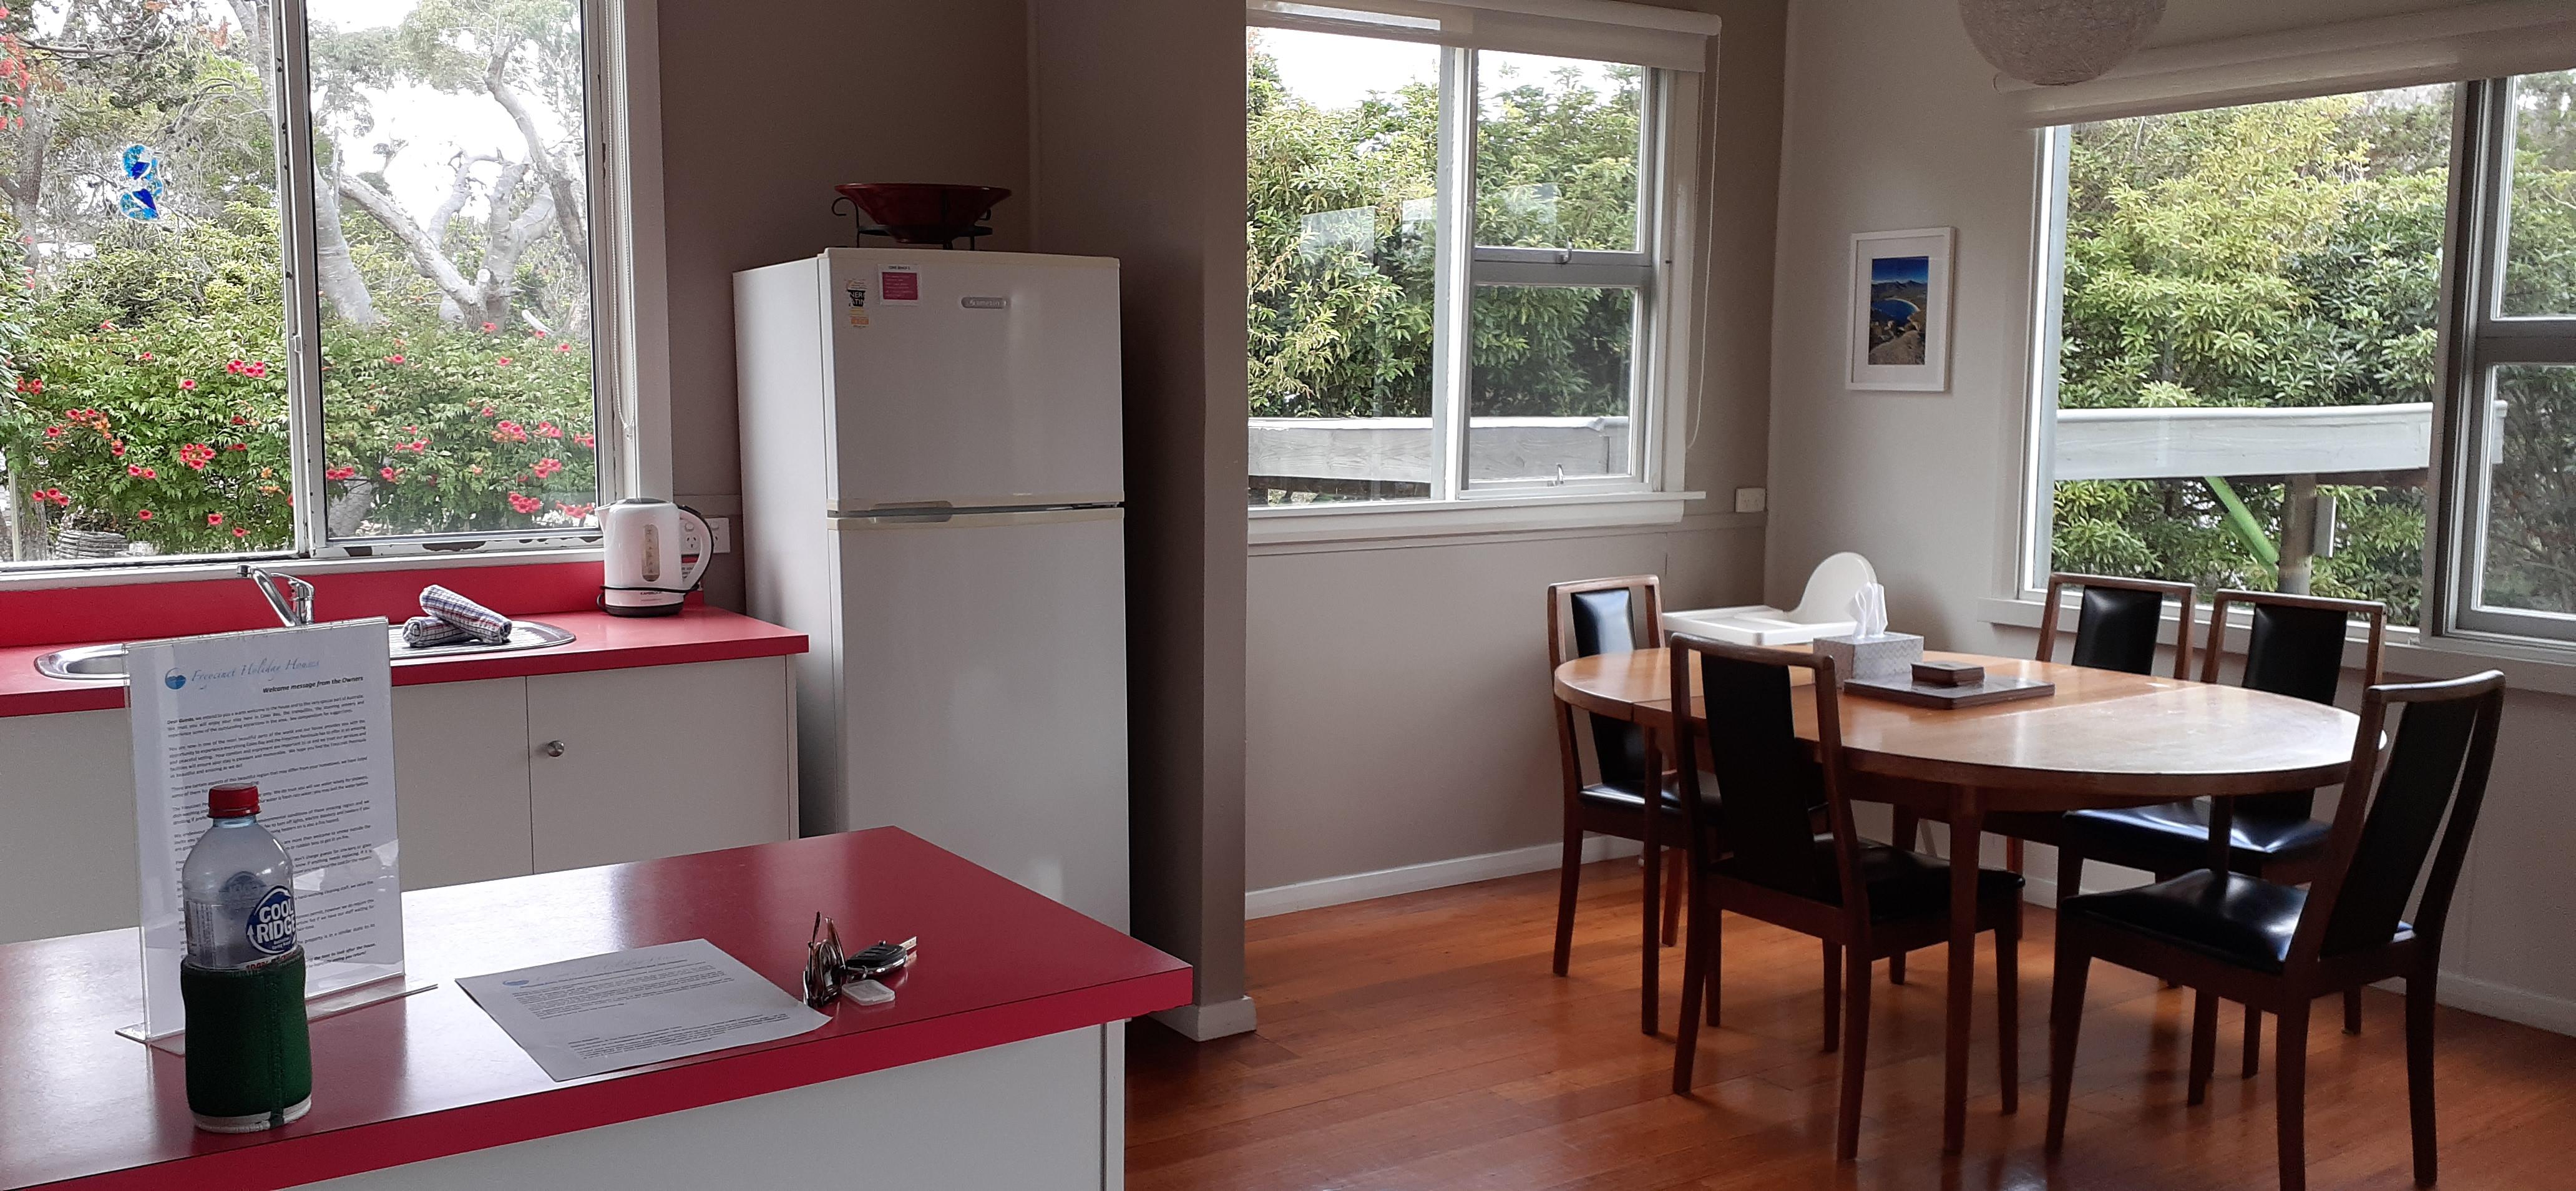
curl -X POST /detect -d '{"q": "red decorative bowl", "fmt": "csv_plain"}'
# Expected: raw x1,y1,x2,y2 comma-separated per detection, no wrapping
834,183,1012,245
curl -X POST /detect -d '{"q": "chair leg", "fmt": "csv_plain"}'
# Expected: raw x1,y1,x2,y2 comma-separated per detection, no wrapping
2157,872,2185,989
2278,999,2312,1191
1707,904,1724,1026
2188,989,2219,1107
2408,973,2438,1187
1552,821,1582,977
1997,905,2021,1116
2006,836,2026,874
2245,1004,2263,1079
2046,935,2091,1152
1835,944,1873,1162
2346,986,2364,1036
1823,940,1842,1052
1671,881,1710,1095
1661,849,1684,948
2051,848,2086,1026
1640,826,1661,1037
1888,810,1918,988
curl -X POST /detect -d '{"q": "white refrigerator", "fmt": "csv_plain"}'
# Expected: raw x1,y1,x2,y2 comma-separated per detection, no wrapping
734,248,1128,929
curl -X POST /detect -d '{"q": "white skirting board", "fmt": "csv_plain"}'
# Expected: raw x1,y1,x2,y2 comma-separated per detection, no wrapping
1244,836,1644,920
1149,994,1260,1042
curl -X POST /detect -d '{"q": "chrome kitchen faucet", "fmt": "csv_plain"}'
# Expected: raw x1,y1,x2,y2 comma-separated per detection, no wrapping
239,566,316,627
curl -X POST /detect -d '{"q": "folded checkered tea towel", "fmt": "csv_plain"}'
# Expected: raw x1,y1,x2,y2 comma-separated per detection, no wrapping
419,584,512,644
401,615,474,649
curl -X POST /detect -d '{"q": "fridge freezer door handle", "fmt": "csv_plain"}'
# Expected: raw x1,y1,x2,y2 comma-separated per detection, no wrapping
827,506,1125,531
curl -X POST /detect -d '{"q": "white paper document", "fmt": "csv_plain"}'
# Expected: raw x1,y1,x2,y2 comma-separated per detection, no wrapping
127,619,405,1040
458,939,830,1081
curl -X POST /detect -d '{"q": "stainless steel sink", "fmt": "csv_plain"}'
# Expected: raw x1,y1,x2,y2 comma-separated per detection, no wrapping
34,621,577,682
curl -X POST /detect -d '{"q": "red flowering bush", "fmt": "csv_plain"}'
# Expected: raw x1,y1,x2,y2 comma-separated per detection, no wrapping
1,227,597,554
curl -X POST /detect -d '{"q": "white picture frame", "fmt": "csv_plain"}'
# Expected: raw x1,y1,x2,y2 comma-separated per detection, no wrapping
1847,227,1954,391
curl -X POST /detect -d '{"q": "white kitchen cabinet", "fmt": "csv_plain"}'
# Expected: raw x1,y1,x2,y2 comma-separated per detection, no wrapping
391,680,537,891
527,659,798,872
0,656,796,945
0,707,142,943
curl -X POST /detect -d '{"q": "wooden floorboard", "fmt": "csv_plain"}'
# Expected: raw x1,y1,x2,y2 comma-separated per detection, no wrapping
1128,859,2576,1190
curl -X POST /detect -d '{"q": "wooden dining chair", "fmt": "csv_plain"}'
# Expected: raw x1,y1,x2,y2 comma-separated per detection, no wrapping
2047,670,2505,1191
1889,572,2194,984
2058,590,2388,1069
1548,575,1687,1036
1664,637,2025,1161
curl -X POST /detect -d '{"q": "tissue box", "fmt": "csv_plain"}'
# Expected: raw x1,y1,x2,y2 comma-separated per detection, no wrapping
1813,632,1925,684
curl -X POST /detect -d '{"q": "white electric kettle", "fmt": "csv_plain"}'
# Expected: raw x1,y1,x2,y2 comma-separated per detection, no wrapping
599,498,711,616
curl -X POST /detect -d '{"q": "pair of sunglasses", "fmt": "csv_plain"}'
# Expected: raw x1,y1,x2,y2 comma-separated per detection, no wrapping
802,913,919,1007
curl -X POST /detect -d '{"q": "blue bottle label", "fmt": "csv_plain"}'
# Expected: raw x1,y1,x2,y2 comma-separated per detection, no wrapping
246,887,296,955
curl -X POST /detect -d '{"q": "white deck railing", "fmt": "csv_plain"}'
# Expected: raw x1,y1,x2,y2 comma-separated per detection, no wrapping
1247,403,2447,488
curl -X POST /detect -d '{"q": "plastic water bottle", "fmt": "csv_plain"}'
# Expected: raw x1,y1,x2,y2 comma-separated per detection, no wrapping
178,782,313,1132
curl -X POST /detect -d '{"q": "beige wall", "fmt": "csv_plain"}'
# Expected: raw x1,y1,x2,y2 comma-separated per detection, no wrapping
1028,0,1252,1024
1768,0,2576,1033
656,0,1032,609
1247,522,1763,892
1244,0,1788,896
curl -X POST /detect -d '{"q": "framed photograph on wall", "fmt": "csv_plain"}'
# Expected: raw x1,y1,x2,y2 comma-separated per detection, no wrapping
1847,227,1954,391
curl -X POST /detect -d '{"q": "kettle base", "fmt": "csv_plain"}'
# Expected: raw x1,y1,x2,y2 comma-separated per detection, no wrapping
600,596,685,617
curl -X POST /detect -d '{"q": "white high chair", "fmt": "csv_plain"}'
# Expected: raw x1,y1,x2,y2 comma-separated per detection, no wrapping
1659,552,1878,645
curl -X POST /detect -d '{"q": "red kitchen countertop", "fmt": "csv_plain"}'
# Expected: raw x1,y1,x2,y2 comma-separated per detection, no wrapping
0,828,1191,1191
0,557,808,717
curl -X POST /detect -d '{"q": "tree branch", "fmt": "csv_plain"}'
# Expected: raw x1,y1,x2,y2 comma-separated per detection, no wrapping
338,170,483,316
485,41,589,268
426,149,500,250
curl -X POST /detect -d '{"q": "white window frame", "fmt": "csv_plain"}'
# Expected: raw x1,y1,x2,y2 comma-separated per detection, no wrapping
1247,22,1704,542
2432,73,2576,647
0,0,666,584
2017,74,2576,657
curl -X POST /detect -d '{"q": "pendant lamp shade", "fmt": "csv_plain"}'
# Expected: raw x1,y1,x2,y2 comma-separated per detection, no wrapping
1958,0,2167,86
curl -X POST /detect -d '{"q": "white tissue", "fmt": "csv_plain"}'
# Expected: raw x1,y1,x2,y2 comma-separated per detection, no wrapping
1850,582,1890,639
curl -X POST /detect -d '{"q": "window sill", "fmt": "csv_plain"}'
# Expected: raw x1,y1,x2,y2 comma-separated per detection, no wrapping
1247,491,1710,552
0,545,603,593
1976,595,2576,700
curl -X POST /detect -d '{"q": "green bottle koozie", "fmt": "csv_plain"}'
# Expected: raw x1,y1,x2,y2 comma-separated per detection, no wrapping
180,948,313,1132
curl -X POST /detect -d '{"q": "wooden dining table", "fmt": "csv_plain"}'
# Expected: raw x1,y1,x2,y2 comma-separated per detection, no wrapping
1552,647,2363,1153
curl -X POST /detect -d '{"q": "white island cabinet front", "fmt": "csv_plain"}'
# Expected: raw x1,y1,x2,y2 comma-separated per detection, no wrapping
0,655,796,944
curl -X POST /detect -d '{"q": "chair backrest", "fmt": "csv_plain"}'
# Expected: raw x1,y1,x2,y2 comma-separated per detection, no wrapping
1785,552,1878,624
2290,672,2506,968
1666,637,1866,917
1549,576,1661,792
2202,589,2388,820
2037,572,2197,681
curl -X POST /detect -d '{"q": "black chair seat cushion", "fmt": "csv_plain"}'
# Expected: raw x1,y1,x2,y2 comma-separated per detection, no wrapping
2062,798,2331,875
1722,838,2024,921
2064,870,2412,973
1578,773,1722,816
1841,841,2027,921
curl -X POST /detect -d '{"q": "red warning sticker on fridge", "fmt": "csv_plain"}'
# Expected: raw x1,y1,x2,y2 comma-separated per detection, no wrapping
879,268,920,305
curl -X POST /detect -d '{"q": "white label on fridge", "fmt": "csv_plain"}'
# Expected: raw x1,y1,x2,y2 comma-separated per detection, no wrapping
879,267,920,305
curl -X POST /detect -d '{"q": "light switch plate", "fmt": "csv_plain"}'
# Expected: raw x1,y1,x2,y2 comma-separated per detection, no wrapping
1734,487,1767,514
708,516,733,554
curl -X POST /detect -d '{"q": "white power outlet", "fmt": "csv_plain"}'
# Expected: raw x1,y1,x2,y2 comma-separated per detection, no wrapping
1734,487,1768,514
707,516,733,554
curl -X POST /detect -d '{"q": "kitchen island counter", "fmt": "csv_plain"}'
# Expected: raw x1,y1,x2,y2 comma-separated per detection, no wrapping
0,828,1189,1191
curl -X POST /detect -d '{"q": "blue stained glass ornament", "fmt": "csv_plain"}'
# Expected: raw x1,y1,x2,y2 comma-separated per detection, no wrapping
117,145,164,222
